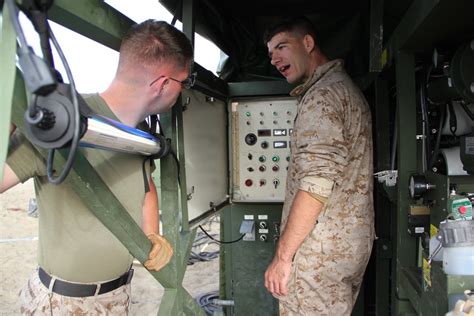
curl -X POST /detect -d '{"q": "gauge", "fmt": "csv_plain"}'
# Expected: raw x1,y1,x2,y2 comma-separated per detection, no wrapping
409,174,435,199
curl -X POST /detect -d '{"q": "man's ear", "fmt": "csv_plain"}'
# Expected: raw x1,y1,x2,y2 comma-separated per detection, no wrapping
303,34,315,53
152,77,168,96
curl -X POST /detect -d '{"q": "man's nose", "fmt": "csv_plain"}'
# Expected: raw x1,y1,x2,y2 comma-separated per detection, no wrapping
270,54,279,66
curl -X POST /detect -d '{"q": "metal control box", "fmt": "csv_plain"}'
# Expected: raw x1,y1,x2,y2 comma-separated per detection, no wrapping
222,204,282,315
231,98,297,202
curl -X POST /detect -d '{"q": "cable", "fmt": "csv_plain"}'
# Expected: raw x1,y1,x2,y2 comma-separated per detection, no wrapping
156,118,182,186
188,230,220,265
7,0,80,184
198,225,244,244
188,250,219,265
6,0,46,119
420,70,430,173
195,291,223,316
46,26,80,184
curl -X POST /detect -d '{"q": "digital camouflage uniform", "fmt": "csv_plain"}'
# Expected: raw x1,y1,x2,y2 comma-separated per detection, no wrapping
19,270,130,315
279,59,374,315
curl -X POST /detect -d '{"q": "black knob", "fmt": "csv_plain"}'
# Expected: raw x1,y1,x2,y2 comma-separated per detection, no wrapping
245,133,257,146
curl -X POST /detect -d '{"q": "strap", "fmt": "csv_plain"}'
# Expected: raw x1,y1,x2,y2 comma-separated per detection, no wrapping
147,115,171,160
150,114,158,134
143,157,150,193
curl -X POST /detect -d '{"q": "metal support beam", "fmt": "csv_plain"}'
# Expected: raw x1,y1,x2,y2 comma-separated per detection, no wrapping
158,106,205,315
374,77,392,316
393,51,418,314
176,98,191,232
0,5,17,180
182,0,195,49
47,0,134,51
369,0,384,72
374,78,391,171
382,0,441,69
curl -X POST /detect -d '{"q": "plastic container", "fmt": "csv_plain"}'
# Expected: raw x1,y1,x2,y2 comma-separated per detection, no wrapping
443,246,474,275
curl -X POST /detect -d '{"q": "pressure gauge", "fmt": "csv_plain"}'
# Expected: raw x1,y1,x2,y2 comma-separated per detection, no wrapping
409,174,436,199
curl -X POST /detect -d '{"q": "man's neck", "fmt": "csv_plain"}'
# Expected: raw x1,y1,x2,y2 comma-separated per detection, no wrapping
99,82,147,127
310,51,330,76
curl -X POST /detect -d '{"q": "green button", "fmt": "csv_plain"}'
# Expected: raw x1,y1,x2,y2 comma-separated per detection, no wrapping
245,111,251,117
272,156,280,162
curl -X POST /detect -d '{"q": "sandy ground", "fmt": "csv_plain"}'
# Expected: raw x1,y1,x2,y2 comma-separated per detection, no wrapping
0,180,220,315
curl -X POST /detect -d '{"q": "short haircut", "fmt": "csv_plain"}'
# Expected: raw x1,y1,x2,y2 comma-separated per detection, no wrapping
263,16,317,45
118,19,193,71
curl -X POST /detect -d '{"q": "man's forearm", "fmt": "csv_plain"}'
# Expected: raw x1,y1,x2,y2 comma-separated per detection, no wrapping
275,190,323,262
142,177,159,235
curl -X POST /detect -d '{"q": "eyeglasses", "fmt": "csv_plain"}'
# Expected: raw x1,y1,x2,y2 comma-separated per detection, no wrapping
149,72,197,90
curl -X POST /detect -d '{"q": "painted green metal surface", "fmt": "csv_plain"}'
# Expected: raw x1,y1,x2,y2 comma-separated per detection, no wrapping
158,108,206,315
369,0,384,72
399,263,474,315
182,0,195,54
222,204,281,315
0,6,17,181
393,51,418,315
228,81,293,98
374,78,392,316
47,0,134,51
383,0,440,67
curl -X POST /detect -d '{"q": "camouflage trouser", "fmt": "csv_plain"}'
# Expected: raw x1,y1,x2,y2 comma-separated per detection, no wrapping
18,270,131,315
279,236,373,316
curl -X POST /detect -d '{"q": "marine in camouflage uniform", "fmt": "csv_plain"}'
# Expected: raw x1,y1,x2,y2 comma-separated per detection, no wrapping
280,59,374,315
263,17,374,315
19,270,131,315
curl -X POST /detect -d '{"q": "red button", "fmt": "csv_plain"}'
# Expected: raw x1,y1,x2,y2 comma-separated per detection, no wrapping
245,179,253,187
459,206,467,214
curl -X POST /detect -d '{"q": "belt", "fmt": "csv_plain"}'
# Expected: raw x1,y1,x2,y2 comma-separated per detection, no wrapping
38,267,134,297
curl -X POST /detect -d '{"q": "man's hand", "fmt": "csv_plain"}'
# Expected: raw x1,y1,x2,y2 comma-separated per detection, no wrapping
264,257,292,297
144,233,173,271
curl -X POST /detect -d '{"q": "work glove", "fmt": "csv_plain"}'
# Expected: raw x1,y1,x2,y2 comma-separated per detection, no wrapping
144,233,173,271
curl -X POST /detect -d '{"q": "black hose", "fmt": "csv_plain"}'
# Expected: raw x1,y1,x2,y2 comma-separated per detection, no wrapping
195,291,223,316
46,26,80,184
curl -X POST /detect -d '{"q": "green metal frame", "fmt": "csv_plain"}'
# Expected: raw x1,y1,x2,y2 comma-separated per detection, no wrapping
392,50,418,315
373,77,392,316
0,4,16,181
1,1,206,314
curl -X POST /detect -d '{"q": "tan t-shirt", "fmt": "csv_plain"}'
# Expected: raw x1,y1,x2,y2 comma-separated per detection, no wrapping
7,93,152,283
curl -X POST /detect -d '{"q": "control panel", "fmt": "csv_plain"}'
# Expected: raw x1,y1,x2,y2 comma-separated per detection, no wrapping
240,214,281,243
231,97,297,202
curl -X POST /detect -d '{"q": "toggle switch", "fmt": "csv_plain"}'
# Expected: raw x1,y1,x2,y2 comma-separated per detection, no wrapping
273,179,280,189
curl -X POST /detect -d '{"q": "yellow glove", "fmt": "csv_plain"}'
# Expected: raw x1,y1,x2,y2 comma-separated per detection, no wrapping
144,233,173,271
